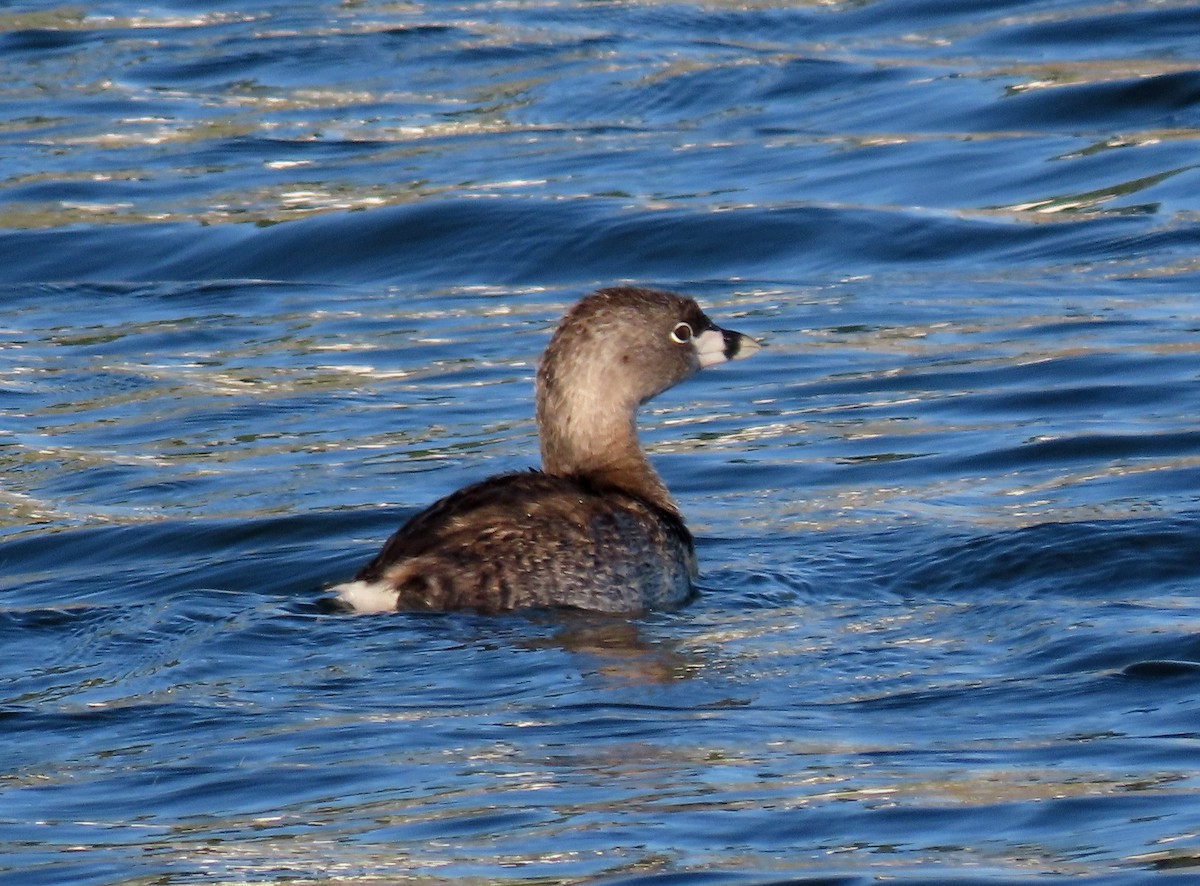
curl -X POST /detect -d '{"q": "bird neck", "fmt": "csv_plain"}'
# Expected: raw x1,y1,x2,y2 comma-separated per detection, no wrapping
536,384,680,518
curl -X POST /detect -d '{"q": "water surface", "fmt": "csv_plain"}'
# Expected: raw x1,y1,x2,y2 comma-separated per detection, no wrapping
2,0,1200,883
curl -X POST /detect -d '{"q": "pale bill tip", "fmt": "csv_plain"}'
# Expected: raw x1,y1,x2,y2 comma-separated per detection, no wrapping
695,326,760,368
729,331,761,361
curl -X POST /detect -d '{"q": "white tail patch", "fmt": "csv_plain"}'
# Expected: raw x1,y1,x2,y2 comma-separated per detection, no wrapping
331,580,398,614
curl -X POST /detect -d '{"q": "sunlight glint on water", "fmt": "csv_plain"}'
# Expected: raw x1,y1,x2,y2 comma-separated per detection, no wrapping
2,0,1200,883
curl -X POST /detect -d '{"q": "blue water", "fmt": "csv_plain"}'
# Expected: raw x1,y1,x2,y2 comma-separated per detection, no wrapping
3,0,1200,883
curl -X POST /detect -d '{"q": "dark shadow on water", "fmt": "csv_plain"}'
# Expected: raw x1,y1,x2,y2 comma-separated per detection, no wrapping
1119,659,1200,681
883,511,1200,602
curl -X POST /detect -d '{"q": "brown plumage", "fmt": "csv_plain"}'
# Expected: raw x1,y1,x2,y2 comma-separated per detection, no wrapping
334,286,759,614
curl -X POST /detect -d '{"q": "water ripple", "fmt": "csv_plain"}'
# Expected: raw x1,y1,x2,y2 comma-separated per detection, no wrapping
4,0,1200,883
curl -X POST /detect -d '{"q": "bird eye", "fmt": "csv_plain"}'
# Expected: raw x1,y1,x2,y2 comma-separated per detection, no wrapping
670,322,693,344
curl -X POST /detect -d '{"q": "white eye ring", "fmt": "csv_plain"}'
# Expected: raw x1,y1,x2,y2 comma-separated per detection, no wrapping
670,321,693,344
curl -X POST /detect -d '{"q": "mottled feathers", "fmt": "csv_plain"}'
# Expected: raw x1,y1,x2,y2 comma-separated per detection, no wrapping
353,471,696,613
